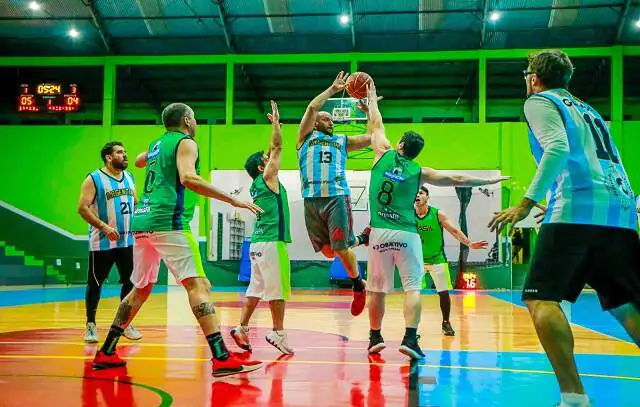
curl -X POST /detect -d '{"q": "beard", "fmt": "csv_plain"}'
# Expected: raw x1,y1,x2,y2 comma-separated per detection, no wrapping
113,160,128,170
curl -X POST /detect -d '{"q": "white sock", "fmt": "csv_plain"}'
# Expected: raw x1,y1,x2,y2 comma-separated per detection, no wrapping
560,393,590,406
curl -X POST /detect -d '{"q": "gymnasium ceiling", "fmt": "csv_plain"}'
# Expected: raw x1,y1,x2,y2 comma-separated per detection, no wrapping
0,0,639,106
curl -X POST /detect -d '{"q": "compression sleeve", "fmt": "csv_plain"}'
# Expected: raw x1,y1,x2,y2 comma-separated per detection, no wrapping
523,96,570,203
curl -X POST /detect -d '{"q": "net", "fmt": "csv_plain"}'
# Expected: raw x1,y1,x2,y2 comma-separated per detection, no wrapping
323,98,367,122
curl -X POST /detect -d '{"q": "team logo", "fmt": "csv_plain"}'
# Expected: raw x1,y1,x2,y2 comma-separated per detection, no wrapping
147,141,161,160
373,241,408,253
384,166,405,182
604,164,634,209
377,207,400,220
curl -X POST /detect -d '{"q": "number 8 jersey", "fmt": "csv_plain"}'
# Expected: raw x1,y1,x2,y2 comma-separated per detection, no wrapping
369,150,422,233
526,89,637,231
132,131,200,232
88,169,136,251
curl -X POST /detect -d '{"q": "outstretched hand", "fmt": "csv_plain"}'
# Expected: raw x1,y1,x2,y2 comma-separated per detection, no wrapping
469,240,489,250
331,71,350,93
267,100,280,125
232,199,264,216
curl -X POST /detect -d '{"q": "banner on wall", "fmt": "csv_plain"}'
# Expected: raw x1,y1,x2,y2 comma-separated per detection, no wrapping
209,169,504,263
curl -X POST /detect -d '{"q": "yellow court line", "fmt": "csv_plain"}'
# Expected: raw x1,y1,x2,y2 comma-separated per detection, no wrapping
0,354,638,382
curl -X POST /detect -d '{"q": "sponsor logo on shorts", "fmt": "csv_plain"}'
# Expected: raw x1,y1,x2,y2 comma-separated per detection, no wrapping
373,241,408,253
250,251,263,259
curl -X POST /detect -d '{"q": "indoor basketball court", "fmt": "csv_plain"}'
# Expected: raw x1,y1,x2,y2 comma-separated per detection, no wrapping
1,1,640,406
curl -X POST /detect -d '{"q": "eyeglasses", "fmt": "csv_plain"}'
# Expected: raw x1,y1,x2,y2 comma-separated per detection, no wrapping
522,69,535,77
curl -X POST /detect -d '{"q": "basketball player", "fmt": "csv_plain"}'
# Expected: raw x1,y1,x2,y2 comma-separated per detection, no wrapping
297,72,373,316
231,100,294,355
414,186,488,337
92,103,265,377
489,49,640,407
362,83,509,359
77,141,142,343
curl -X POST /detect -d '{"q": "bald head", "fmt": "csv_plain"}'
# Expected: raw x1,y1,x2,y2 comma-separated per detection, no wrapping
315,111,334,135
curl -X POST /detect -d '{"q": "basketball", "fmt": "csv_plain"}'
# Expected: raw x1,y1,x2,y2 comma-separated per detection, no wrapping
345,72,373,99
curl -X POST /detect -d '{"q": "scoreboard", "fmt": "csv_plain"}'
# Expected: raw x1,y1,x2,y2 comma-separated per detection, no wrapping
18,83,81,113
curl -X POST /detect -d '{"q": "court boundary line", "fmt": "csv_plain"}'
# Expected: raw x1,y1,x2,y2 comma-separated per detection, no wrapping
1,354,638,382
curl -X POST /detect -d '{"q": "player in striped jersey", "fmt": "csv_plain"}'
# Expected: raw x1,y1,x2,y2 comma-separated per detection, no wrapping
77,141,142,343
489,49,640,407
297,72,373,317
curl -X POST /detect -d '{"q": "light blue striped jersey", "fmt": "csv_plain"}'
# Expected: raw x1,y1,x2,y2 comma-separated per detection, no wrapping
297,130,350,198
88,169,136,251
526,89,637,231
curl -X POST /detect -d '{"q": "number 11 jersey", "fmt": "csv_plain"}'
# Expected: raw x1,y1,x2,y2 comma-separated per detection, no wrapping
369,150,422,233
132,131,200,232
526,89,637,231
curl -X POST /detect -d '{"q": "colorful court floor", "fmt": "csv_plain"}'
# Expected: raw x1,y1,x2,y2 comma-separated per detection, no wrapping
0,286,638,406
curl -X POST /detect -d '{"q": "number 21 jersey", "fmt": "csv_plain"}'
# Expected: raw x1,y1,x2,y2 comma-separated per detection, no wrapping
132,131,200,232
527,89,637,231
369,150,422,233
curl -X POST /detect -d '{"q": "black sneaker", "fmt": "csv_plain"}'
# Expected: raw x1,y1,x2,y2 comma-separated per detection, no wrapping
442,321,455,336
368,333,386,354
399,335,425,360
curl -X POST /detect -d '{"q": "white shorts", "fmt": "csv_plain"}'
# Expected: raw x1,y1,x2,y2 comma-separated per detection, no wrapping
245,241,291,301
130,231,205,288
367,228,423,294
424,263,453,292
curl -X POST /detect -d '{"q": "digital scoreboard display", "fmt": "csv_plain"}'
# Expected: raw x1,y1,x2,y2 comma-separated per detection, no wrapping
18,83,81,113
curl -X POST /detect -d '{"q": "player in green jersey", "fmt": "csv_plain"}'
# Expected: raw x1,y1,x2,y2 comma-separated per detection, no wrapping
92,103,265,378
415,185,488,336
361,83,509,360
230,101,294,356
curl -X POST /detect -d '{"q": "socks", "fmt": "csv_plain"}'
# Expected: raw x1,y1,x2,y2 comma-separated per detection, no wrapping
560,393,590,407
351,276,365,292
100,325,124,355
438,291,451,322
404,327,417,339
206,332,230,361
370,329,382,338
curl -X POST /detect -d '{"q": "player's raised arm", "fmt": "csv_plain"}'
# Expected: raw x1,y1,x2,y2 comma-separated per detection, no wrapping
176,138,263,216
263,100,283,189
420,167,510,187
365,83,391,164
438,210,488,249
298,72,349,149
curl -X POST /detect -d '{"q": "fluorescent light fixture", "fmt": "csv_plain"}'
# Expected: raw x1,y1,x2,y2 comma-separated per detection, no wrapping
635,19,640,29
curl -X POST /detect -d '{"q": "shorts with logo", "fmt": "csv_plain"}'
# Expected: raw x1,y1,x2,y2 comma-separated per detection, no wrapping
246,241,291,301
303,196,355,252
367,227,423,293
424,263,453,292
130,231,206,288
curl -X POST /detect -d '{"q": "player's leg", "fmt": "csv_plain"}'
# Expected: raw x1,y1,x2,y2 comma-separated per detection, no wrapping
366,228,394,354
326,196,366,316
232,242,265,352
93,235,158,369
262,242,293,354
84,249,116,343
522,224,592,405
427,263,455,336
160,231,263,377
113,246,142,341
397,231,425,360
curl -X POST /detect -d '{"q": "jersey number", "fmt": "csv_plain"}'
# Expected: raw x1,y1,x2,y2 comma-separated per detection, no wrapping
377,180,394,205
584,113,619,163
143,158,157,194
120,202,131,215
317,151,333,163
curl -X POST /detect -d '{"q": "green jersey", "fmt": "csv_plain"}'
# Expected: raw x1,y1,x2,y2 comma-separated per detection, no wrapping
369,150,422,233
249,174,291,243
132,131,199,232
416,207,447,264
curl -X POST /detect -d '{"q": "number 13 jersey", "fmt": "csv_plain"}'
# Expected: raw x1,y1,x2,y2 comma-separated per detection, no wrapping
298,130,350,198
369,150,422,233
88,169,136,251
526,89,637,231
132,131,200,232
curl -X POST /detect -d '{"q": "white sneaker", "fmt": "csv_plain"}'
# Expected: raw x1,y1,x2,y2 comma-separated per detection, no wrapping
230,325,252,351
266,331,294,355
84,322,98,343
123,325,142,341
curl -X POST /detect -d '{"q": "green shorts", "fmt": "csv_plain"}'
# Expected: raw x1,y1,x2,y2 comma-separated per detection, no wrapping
303,196,355,252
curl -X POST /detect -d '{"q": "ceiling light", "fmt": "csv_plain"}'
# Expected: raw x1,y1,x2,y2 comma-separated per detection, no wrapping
635,19,640,29
489,11,501,22
68,28,80,38
28,1,40,11
339,14,350,25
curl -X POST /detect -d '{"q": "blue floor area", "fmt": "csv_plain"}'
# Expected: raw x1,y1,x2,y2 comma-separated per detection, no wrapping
417,350,640,407
0,285,168,307
489,291,634,343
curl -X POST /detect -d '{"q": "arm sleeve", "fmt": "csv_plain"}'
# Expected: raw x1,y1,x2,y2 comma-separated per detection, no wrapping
523,96,571,203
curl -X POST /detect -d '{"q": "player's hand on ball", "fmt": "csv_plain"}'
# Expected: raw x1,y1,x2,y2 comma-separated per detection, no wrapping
470,240,489,250
267,100,280,125
102,225,120,241
331,71,350,93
